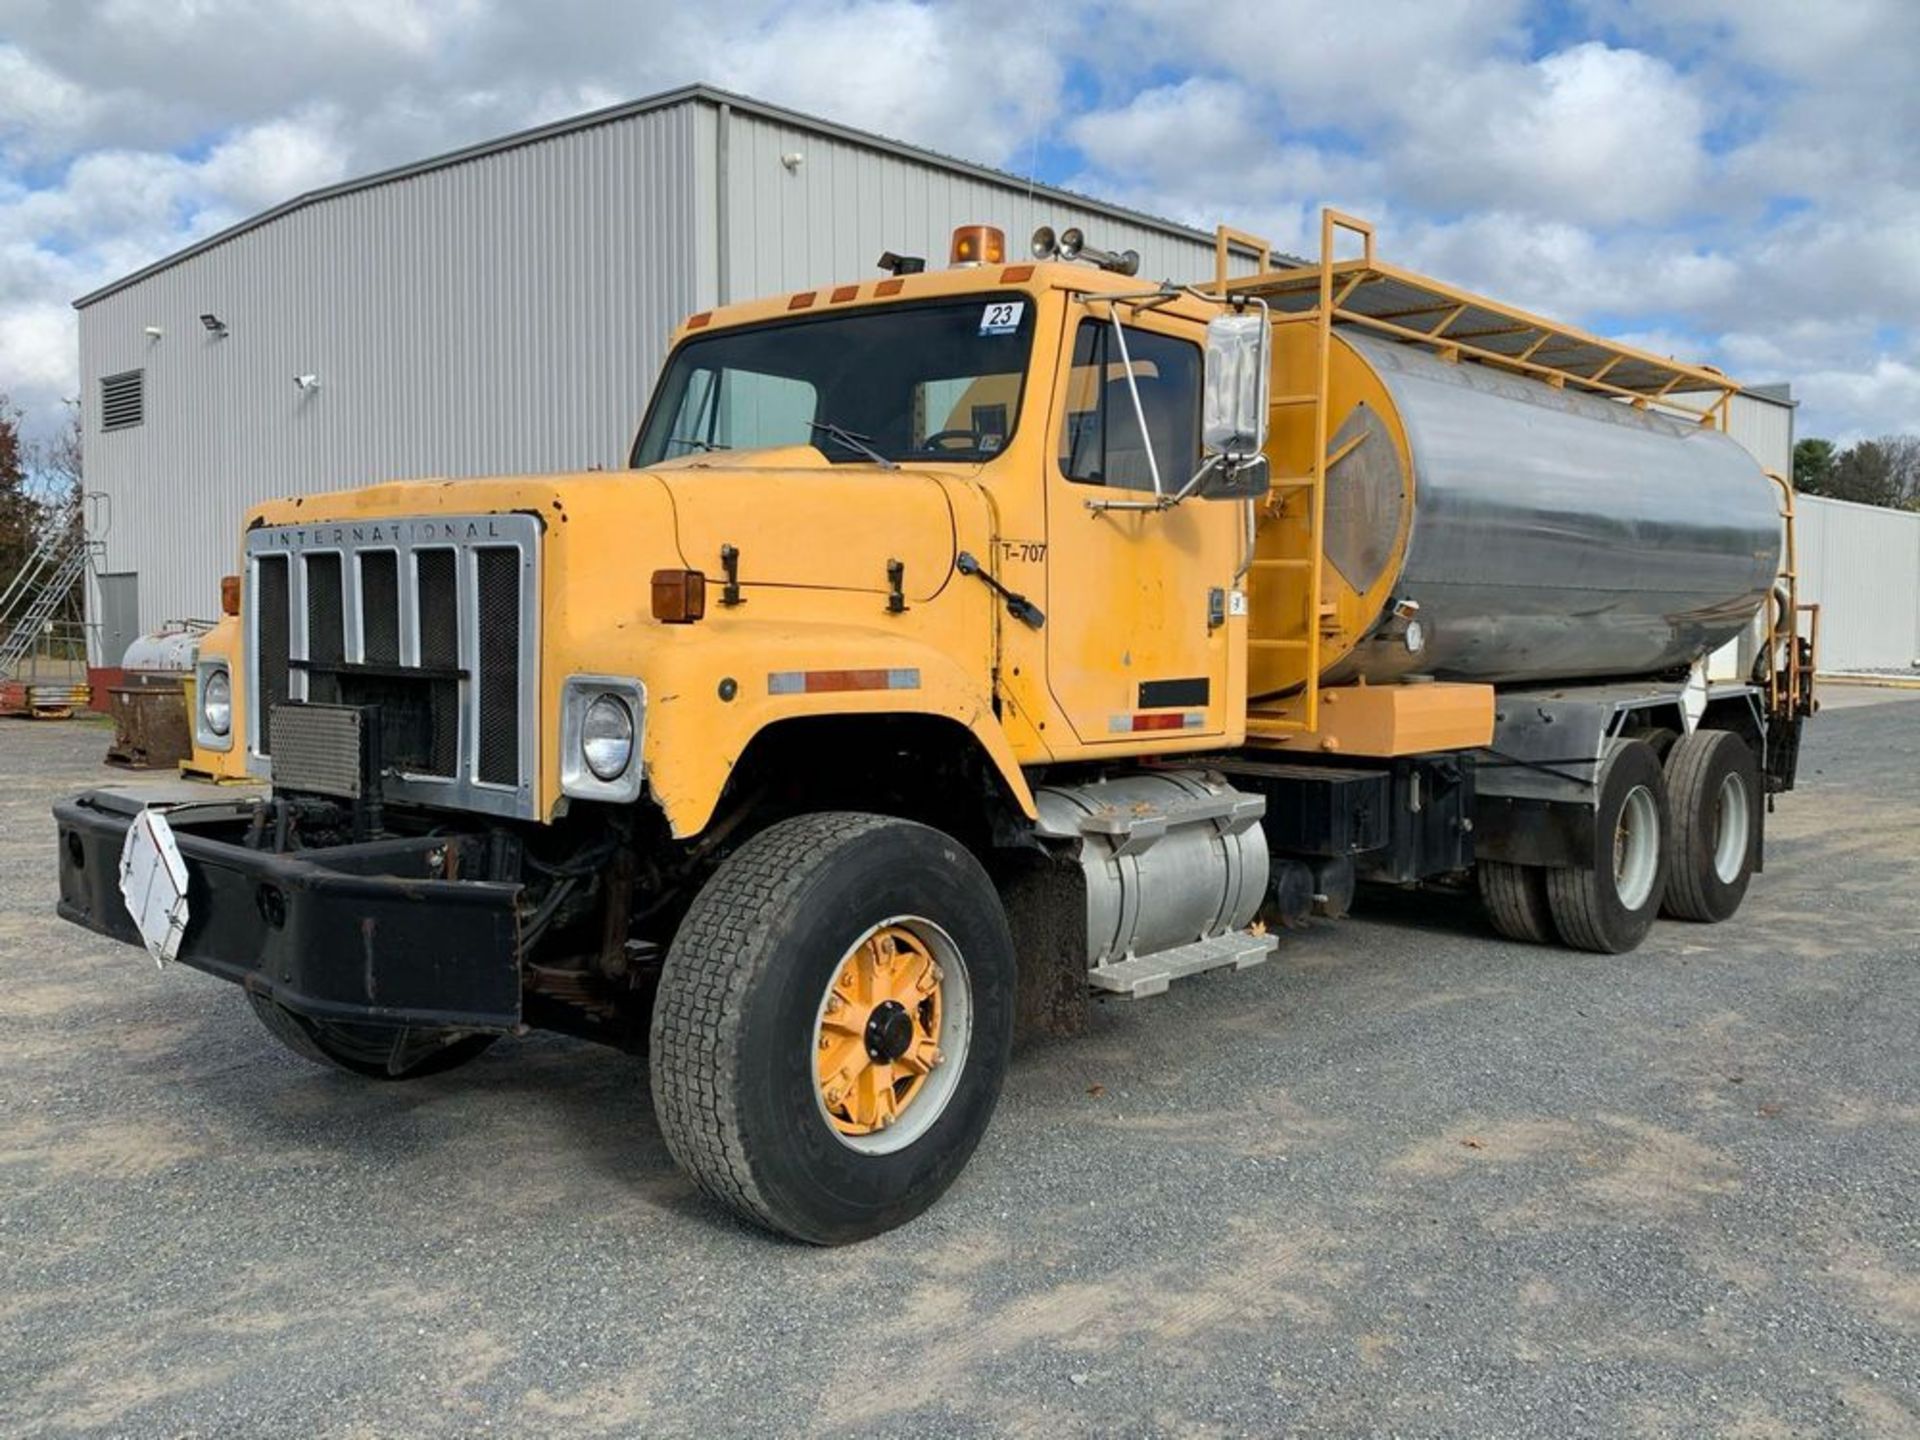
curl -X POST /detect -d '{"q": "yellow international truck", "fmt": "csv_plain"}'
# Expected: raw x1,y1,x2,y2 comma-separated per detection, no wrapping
56,212,1817,1242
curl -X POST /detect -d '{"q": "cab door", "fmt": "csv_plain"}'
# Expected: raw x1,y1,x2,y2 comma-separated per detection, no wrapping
1041,305,1244,749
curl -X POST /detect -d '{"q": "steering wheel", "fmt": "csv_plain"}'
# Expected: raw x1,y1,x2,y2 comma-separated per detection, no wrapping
918,429,982,452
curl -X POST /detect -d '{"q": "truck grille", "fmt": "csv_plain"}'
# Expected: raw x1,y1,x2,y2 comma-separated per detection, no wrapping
244,514,541,818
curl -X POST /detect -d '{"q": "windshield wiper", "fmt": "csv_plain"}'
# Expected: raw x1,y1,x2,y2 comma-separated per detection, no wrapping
806,419,897,470
663,436,731,453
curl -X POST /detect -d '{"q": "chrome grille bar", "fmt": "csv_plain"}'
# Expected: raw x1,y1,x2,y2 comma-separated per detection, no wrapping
243,513,541,819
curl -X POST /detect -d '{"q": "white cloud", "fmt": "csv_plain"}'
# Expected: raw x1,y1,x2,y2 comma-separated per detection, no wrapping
199,109,351,211
1396,44,1709,226
1794,358,1920,448
713,0,1063,163
0,43,102,152
0,0,1914,447
0,298,74,394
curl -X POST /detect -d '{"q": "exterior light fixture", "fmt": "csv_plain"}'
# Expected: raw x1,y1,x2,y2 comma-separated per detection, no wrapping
876,251,927,276
199,313,229,337
293,374,320,391
143,325,163,339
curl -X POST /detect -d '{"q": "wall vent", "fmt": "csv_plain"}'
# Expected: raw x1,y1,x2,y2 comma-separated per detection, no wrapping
100,369,145,431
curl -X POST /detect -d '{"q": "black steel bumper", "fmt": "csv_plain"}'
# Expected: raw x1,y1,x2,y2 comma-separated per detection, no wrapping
54,789,523,1031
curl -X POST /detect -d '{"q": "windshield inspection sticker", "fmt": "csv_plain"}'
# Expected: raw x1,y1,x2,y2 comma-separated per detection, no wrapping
979,301,1025,335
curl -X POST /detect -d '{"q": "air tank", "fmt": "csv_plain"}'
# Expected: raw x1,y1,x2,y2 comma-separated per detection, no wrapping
1247,329,1783,696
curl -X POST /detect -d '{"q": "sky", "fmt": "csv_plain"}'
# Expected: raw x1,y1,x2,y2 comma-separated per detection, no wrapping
1,0,1916,452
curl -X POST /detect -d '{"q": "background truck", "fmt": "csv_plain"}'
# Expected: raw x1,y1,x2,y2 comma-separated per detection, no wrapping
54,211,1818,1243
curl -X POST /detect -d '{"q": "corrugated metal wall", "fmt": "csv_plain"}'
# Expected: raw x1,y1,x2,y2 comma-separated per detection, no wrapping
1795,495,1920,672
706,105,1230,301
77,94,1232,643
1668,390,1795,476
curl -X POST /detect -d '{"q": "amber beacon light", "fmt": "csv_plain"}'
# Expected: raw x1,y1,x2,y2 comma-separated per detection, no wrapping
949,225,1006,267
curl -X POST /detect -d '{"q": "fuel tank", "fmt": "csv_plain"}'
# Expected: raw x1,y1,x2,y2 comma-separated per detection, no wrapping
1248,329,1783,694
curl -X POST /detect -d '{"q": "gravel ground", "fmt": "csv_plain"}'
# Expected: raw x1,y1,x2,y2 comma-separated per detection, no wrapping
2,696,1916,1438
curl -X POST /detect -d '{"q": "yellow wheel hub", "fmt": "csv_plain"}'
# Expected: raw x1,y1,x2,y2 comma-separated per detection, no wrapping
815,924,945,1136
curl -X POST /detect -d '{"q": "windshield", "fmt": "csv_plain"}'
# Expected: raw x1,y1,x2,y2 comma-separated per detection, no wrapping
632,295,1037,466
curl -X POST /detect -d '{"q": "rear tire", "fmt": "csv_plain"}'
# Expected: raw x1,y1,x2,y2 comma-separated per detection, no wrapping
246,994,498,1079
650,812,1015,1244
1545,738,1671,954
1478,860,1554,943
1661,729,1760,922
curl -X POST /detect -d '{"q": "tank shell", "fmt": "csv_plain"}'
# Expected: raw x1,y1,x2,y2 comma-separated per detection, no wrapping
121,626,202,673
1251,331,1783,691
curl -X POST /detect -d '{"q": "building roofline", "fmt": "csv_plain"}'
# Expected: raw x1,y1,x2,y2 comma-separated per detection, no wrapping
73,82,1233,310
1671,382,1797,408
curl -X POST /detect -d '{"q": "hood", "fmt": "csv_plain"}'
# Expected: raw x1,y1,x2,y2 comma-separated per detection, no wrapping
650,447,960,603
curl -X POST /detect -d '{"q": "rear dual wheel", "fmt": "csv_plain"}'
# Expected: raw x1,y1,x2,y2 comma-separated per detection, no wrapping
1661,729,1760,922
1545,737,1671,954
649,812,1015,1244
1478,730,1762,953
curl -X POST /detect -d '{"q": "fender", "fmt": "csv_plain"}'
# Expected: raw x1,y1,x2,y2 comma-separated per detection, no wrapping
600,618,1037,838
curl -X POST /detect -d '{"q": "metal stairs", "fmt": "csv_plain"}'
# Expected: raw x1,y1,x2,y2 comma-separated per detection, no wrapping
0,505,96,677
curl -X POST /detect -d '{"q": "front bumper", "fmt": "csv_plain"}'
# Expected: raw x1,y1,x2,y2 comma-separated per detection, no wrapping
55,789,523,1031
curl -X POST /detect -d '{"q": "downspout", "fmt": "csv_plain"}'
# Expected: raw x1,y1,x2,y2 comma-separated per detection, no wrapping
716,101,731,306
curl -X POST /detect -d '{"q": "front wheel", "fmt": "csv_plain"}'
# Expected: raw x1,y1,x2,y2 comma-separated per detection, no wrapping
649,813,1015,1244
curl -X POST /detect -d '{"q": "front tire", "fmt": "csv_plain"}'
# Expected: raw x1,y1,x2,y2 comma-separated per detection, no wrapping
1545,738,1671,954
649,813,1015,1244
1661,729,1760,922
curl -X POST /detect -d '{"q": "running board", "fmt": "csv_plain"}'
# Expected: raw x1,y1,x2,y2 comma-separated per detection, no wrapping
1088,930,1279,999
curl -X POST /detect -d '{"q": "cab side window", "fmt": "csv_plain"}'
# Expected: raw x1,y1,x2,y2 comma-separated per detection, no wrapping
1058,320,1202,491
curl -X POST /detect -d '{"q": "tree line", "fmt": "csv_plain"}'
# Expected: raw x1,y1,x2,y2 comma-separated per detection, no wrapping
1793,435,1920,510
1,392,84,603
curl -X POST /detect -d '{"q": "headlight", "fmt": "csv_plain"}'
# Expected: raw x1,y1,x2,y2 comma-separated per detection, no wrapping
580,693,635,780
560,676,645,801
202,667,232,737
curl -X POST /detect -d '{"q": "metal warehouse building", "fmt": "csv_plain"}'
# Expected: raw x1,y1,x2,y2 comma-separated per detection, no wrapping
76,83,1245,658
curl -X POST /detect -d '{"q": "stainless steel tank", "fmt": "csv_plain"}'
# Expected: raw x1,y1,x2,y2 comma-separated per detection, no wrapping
1253,330,1784,691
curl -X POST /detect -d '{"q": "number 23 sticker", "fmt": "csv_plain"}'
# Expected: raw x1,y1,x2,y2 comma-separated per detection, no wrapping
979,301,1024,335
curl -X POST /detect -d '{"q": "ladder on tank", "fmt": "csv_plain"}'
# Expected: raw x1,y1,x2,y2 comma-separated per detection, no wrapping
1209,208,1751,744
1217,210,1378,737
0,503,96,678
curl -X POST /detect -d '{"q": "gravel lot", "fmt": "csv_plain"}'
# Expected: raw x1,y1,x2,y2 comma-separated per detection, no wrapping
3,693,1916,1438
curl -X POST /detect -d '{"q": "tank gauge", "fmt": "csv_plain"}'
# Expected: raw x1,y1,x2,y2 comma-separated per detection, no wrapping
1404,619,1427,654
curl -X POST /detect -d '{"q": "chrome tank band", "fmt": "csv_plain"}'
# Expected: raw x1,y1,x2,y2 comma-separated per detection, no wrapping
1331,332,1782,686
1034,770,1268,967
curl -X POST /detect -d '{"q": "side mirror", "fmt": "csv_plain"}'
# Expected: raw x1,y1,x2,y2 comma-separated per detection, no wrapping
1200,311,1270,499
